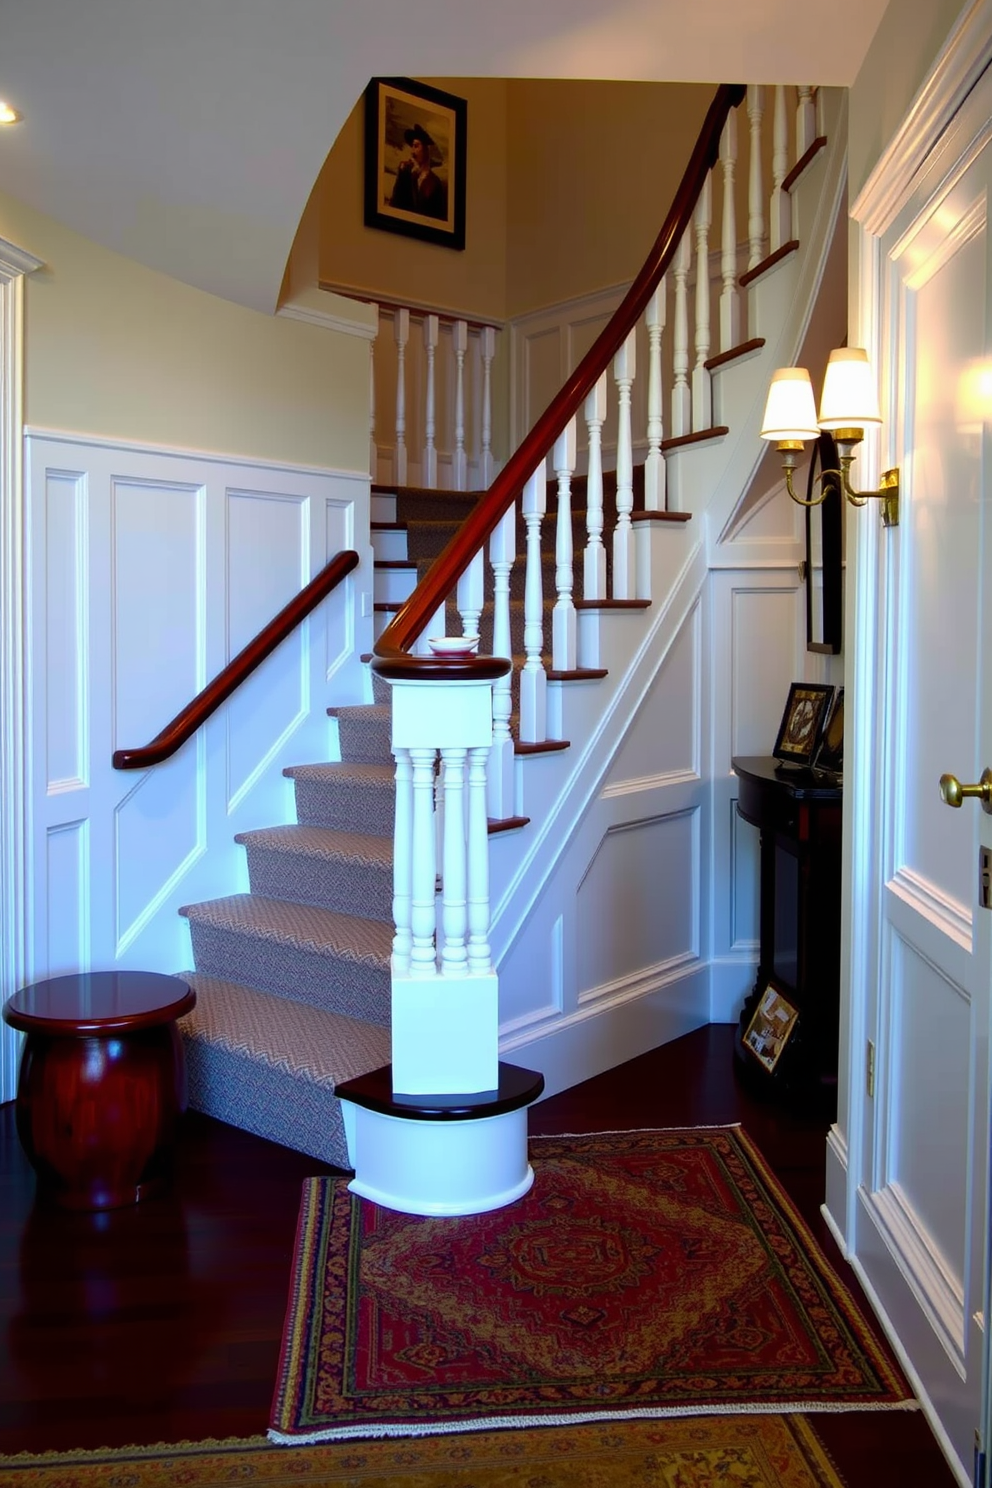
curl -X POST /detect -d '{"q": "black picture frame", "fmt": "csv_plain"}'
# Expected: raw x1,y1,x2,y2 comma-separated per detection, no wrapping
772,682,835,766
813,687,844,775
364,77,467,251
804,432,843,655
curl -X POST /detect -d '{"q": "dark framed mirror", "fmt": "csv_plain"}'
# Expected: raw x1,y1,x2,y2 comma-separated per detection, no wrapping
804,432,842,654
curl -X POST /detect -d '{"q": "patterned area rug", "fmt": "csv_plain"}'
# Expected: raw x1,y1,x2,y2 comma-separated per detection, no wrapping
270,1127,914,1443
0,1416,846,1486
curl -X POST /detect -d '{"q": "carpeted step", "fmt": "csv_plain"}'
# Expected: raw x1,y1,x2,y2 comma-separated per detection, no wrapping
328,703,392,764
179,973,390,1168
179,893,392,1025
236,825,393,922
285,761,395,834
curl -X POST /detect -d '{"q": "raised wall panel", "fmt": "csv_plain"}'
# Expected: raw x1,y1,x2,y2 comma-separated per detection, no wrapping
225,490,308,809
114,750,204,954
46,819,88,975
325,497,355,681
730,804,759,951
522,326,564,441
45,471,87,789
731,586,799,755
606,607,699,786
112,478,203,752
577,810,698,997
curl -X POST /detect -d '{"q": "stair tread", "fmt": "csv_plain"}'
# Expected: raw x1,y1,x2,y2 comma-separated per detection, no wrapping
284,761,394,785
327,703,390,723
180,973,391,1083
179,893,393,962
235,824,392,867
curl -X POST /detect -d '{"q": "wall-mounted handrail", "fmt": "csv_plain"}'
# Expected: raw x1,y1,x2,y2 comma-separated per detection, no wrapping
113,549,360,770
371,82,746,676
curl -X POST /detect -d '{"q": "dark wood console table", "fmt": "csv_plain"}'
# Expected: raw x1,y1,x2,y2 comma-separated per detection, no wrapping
731,756,842,1114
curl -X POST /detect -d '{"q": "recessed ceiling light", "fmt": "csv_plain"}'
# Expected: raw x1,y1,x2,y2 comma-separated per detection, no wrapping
0,102,23,125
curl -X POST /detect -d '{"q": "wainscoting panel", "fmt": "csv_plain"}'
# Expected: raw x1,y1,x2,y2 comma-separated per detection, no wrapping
25,430,371,987
605,606,699,787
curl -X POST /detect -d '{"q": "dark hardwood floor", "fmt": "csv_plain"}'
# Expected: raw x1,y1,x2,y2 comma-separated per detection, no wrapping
0,1024,957,1484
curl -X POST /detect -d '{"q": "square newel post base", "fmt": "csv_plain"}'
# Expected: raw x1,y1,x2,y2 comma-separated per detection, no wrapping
337,1061,545,1217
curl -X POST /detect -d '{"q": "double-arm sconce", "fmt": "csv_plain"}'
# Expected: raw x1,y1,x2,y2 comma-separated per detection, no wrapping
760,348,900,528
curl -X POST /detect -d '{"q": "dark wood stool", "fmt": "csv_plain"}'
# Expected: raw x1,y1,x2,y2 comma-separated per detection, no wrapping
2,971,196,1210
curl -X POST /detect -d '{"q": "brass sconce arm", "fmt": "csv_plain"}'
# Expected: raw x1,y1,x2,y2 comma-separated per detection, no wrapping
777,428,900,527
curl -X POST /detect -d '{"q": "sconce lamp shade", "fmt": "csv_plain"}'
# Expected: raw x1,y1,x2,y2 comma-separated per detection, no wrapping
817,347,881,429
760,367,820,442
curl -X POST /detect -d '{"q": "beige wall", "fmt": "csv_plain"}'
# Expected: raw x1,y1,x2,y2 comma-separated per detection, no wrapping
848,0,964,200
0,191,372,473
315,79,509,324
504,80,711,317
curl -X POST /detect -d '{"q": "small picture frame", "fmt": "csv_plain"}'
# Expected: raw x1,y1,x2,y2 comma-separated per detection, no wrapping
743,986,800,1073
772,682,835,766
364,77,467,251
813,687,844,775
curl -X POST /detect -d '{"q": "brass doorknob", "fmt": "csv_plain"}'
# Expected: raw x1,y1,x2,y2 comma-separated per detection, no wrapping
939,768,992,813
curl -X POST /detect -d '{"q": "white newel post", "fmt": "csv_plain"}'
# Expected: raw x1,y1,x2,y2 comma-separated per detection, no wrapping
519,465,548,744
747,85,766,269
453,319,468,490
719,114,740,352
671,234,692,438
480,325,496,486
487,505,516,820
691,175,713,433
583,373,608,597
423,313,439,489
551,419,577,673
769,84,791,252
612,331,636,598
644,289,666,511
394,306,410,485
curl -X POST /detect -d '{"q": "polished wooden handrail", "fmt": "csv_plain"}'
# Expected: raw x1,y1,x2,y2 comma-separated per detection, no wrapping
113,549,360,770
372,82,746,677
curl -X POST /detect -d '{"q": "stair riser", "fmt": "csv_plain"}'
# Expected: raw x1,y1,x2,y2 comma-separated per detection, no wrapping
243,844,393,923
371,529,408,562
186,921,391,1026
374,566,418,605
336,716,393,765
293,778,395,835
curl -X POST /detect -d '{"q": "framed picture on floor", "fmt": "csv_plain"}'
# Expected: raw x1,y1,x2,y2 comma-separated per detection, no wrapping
364,76,467,250
743,986,800,1074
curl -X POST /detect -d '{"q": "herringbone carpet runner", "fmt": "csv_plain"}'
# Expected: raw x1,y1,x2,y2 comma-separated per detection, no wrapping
270,1128,913,1443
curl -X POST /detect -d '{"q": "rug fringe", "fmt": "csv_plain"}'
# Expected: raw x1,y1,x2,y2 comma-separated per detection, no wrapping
267,1397,919,1446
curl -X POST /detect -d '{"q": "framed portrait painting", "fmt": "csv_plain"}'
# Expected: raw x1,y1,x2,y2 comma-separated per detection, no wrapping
772,682,835,767
364,77,467,251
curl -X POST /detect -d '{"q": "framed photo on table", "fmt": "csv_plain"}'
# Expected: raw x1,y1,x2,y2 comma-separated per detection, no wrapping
364,77,467,250
772,682,835,767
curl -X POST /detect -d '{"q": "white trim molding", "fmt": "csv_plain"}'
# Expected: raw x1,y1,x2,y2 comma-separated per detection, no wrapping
0,236,43,1103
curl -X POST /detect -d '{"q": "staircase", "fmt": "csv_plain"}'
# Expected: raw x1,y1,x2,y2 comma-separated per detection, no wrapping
176,83,848,1168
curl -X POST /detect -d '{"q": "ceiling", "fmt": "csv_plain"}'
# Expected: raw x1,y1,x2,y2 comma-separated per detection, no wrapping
0,0,889,314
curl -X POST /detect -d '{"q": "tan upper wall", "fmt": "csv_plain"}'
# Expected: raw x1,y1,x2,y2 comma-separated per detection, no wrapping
848,0,964,200
504,80,711,318
0,190,373,474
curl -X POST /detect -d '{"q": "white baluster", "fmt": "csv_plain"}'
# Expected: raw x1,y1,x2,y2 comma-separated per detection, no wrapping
747,86,766,270
769,84,791,252
480,325,496,486
467,745,492,973
391,745,413,971
519,465,548,744
369,305,379,480
487,505,516,820
719,113,740,353
415,601,447,657
644,286,666,511
797,86,815,157
583,373,608,598
393,306,410,486
457,548,485,641
453,318,468,490
409,746,438,973
423,313,439,488
440,746,468,975
671,233,692,439
552,419,577,672
691,175,713,433
613,331,636,598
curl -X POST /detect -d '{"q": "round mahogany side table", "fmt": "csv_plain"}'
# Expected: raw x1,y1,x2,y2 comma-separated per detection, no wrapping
2,971,196,1210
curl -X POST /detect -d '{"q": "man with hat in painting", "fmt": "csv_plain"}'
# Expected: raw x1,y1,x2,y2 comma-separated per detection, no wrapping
390,123,448,221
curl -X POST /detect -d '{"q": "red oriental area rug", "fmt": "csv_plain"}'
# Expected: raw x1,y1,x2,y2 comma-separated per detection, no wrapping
269,1127,914,1443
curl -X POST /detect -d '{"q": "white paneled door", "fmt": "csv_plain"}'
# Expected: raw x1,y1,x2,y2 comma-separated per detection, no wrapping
852,74,992,1487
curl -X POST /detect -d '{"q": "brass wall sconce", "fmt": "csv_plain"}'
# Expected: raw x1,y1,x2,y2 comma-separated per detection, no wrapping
760,348,900,527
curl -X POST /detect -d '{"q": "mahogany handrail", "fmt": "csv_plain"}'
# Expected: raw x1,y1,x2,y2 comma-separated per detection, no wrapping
372,82,746,674
113,549,360,770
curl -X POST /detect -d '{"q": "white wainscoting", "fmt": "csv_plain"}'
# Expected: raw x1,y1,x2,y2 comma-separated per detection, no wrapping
1,431,372,1099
